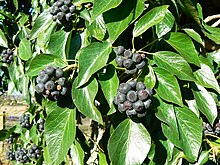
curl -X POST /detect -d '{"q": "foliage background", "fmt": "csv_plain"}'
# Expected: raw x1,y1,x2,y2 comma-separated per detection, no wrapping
0,0,219,164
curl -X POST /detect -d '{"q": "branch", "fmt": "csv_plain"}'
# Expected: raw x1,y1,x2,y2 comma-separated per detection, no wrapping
204,14,220,23
212,19,220,27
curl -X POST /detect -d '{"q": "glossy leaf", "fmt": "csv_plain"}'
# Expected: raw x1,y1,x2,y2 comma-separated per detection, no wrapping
70,141,85,165
175,106,202,162
144,66,156,89
154,95,179,142
87,14,106,41
26,54,67,77
30,10,54,40
194,151,209,165
77,42,111,87
18,38,32,61
133,5,168,37
48,30,71,60
91,0,122,22
72,77,103,124
164,32,200,66
194,63,220,93
154,51,196,81
183,28,204,46
155,9,175,38
45,105,76,165
192,83,218,125
0,28,8,48
203,24,220,44
104,0,145,43
108,119,151,165
154,67,183,106
98,65,119,115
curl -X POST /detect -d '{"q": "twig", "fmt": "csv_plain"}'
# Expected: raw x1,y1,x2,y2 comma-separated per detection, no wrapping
212,19,220,27
204,14,220,23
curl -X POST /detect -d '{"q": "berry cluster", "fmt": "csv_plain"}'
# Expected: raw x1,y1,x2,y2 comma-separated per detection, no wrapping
15,148,30,163
6,150,15,161
1,48,14,64
27,144,42,160
19,114,32,129
50,0,76,26
115,46,146,74
7,134,14,144
203,121,220,136
35,66,68,100
37,119,45,132
114,80,153,118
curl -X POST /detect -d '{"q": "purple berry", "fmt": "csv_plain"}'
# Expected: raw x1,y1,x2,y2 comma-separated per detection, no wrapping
126,90,138,102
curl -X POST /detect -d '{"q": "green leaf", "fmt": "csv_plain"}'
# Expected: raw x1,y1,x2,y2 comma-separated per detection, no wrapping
37,22,56,51
87,14,106,41
144,66,156,89
30,10,55,40
26,54,67,77
77,42,111,87
175,106,202,162
48,30,71,60
208,49,220,64
45,106,76,165
91,0,122,22
72,77,103,124
18,38,32,61
186,99,200,117
133,5,169,37
104,0,145,43
154,67,183,106
155,9,175,38
154,51,196,81
164,32,200,66
70,141,85,165
194,63,220,93
203,24,220,44
183,28,204,46
192,83,218,125
0,28,8,48
108,119,151,165
98,64,119,115
13,0,18,10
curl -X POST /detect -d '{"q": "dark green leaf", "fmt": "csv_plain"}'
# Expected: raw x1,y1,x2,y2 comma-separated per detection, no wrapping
30,10,55,40
48,30,71,60
194,63,220,93
70,141,85,165
104,0,145,43
175,106,202,162
98,64,119,115
72,77,103,124
164,32,200,66
154,67,183,106
183,28,204,46
108,119,151,165
192,83,218,125
154,51,196,81
18,38,32,61
156,9,175,38
133,5,169,37
0,28,8,48
45,106,76,165
91,0,122,22
26,54,67,77
77,42,111,87
177,0,201,25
